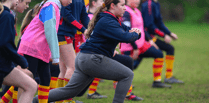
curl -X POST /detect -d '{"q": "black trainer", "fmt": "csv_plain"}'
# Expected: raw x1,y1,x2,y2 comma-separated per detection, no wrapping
125,93,144,101
152,81,172,88
87,91,107,99
164,77,184,84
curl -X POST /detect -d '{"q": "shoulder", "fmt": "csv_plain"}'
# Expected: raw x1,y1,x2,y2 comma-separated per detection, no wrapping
0,10,14,23
99,16,118,26
122,11,131,21
124,11,130,16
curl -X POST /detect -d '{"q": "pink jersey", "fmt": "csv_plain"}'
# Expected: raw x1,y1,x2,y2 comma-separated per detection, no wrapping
18,2,60,63
120,6,145,52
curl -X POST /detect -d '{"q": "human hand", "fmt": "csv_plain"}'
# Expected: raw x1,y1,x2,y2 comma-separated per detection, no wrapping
164,35,172,44
149,40,159,49
129,28,141,35
170,32,178,40
132,49,139,60
113,50,119,57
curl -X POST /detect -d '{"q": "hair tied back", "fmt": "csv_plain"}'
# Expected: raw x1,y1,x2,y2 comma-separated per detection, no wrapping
102,3,106,8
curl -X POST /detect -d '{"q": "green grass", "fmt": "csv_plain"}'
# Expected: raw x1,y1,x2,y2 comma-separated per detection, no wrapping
9,22,209,103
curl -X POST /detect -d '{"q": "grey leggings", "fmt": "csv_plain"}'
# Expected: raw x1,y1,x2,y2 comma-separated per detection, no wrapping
34,52,134,103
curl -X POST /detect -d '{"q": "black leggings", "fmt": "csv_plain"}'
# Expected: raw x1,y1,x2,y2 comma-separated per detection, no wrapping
124,46,163,69
24,55,50,86
155,39,174,55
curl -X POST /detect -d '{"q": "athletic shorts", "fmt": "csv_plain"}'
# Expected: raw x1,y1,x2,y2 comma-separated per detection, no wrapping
74,33,86,53
0,51,14,88
58,35,74,46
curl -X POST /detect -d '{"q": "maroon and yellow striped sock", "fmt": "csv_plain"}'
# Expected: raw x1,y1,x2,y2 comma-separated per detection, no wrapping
165,55,174,79
49,77,58,90
126,85,133,96
153,58,164,81
38,85,50,103
0,86,14,103
63,78,73,102
12,90,18,103
88,78,100,95
55,78,64,103
113,81,118,89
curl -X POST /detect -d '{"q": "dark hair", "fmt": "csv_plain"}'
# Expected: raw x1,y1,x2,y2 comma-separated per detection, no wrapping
0,0,6,2
85,0,120,38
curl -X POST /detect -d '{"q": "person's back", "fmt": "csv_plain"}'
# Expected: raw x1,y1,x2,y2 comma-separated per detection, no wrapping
58,0,89,37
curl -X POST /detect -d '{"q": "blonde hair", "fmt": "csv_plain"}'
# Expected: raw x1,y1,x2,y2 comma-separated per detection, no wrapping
0,3,4,15
20,3,40,34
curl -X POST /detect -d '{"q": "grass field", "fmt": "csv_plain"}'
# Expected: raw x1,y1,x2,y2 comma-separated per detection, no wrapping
9,22,209,103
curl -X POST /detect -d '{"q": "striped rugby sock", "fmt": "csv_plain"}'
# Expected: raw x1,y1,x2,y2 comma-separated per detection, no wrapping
153,58,164,81
165,55,174,79
0,86,14,103
88,78,100,95
38,85,50,103
49,77,58,90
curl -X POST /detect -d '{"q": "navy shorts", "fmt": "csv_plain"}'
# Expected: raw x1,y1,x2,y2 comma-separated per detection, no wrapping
0,50,14,88
58,35,74,46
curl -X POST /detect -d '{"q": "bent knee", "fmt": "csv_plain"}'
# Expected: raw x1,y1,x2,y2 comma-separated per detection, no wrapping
22,69,33,78
154,50,164,58
127,71,134,80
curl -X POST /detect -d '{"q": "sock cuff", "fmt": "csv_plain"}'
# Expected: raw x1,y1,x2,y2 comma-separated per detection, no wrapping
166,55,174,60
51,77,58,81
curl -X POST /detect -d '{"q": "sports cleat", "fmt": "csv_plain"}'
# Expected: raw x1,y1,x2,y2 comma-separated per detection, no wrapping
87,91,107,99
125,93,143,101
65,100,83,103
152,81,172,88
164,77,184,84
99,79,105,82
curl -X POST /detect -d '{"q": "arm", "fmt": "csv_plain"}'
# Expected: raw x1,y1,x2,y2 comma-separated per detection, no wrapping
101,19,140,43
0,13,28,68
3,43,28,68
141,3,165,37
80,2,89,28
122,11,138,50
62,4,86,33
155,3,171,35
39,4,59,63
144,30,152,41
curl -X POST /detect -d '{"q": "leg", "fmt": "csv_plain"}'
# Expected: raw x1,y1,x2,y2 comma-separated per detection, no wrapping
37,61,51,103
77,53,134,103
140,46,171,88
17,68,34,100
3,68,37,103
155,39,183,83
49,62,59,90
112,54,143,101
47,65,94,102
59,44,76,79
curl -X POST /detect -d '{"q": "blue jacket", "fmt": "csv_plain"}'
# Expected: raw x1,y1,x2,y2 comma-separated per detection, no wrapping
0,6,28,72
141,0,171,38
58,0,89,37
80,11,140,57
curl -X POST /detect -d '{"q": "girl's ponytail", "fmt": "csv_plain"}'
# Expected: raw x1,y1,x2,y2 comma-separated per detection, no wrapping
85,0,120,39
0,3,4,15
